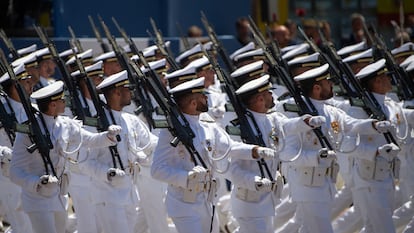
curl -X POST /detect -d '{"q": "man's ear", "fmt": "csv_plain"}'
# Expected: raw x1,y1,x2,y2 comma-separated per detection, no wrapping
312,83,321,94
48,101,56,110
190,97,197,107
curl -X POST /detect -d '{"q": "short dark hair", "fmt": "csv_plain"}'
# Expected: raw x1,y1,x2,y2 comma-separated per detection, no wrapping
360,76,376,92
236,17,249,29
37,100,50,113
298,79,317,96
1,79,14,96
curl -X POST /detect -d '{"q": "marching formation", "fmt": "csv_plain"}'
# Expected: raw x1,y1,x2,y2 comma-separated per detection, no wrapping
0,12,413,233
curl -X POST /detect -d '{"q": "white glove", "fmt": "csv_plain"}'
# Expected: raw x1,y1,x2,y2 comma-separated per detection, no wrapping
107,168,127,187
374,121,395,134
254,176,273,192
211,107,225,118
0,147,12,159
307,116,326,128
0,147,12,177
377,143,400,160
187,165,209,190
255,147,277,160
107,125,122,141
318,148,336,167
36,175,59,197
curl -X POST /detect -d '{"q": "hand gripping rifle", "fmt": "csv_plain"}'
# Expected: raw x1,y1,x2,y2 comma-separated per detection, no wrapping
149,18,180,71
247,17,334,151
0,51,56,176
68,26,84,53
99,17,155,130
34,25,91,126
204,48,274,181
363,22,414,101
0,29,19,60
71,46,124,170
201,11,236,73
88,15,110,53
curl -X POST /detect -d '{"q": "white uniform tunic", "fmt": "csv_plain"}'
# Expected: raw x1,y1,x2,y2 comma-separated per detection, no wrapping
151,113,256,233
66,93,102,233
229,110,313,233
282,98,378,233
79,109,157,233
10,114,115,233
393,99,414,232
122,93,173,233
348,93,414,233
0,96,33,233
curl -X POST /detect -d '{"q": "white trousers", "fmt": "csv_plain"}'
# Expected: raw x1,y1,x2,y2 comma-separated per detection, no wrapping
135,167,171,233
96,202,136,233
68,185,100,233
352,186,395,233
171,207,219,233
295,201,333,233
393,196,414,230
332,206,363,233
236,216,274,233
27,210,67,233
331,185,353,219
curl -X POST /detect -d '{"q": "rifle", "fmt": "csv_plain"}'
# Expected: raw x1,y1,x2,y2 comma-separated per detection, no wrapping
176,22,191,51
34,25,91,125
88,15,110,53
0,50,56,176
204,47,274,181
0,29,19,60
129,55,207,168
71,46,124,170
315,26,398,145
316,27,357,98
68,26,84,53
0,51,32,144
201,11,235,72
294,25,352,98
247,17,334,151
100,17,155,130
149,18,180,70
363,22,414,101
0,91,17,144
